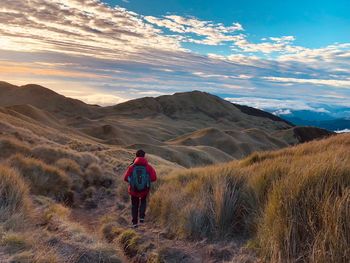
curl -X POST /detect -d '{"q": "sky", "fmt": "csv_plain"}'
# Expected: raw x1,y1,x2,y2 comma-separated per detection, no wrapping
0,0,350,115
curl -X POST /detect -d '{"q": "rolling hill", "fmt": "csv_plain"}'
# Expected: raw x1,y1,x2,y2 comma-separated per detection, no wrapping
0,81,345,263
0,81,333,167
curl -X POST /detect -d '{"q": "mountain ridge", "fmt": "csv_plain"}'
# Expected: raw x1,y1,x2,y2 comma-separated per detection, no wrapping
0,81,333,167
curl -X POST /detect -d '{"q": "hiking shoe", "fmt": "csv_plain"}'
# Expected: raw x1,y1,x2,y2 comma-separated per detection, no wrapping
132,223,138,228
140,218,145,223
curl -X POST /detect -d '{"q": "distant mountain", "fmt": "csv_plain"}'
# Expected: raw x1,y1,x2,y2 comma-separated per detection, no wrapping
0,81,99,117
284,116,350,131
270,108,350,131
0,81,333,167
106,90,292,127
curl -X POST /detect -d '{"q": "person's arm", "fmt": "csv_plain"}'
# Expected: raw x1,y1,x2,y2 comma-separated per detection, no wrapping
123,166,133,182
147,164,157,182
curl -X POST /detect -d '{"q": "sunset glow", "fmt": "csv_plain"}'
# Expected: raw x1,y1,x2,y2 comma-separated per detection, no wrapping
1,0,349,110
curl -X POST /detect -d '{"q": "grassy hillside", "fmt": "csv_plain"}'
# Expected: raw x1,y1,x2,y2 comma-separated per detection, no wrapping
0,81,344,262
150,133,350,263
0,82,333,167
0,136,124,262
0,102,182,262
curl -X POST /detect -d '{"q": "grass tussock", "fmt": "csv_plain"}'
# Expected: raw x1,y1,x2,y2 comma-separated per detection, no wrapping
0,137,31,159
78,244,122,263
8,154,71,200
32,145,99,168
150,169,254,239
55,158,81,175
84,163,113,188
55,158,84,192
100,222,123,242
152,247,191,263
150,133,350,262
118,230,142,257
43,203,70,224
0,165,31,223
1,232,33,254
258,154,350,263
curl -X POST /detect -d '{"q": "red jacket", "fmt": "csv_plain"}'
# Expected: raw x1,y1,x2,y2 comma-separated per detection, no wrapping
123,157,157,198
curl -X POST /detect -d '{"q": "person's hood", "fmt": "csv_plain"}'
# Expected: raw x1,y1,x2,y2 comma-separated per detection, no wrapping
133,157,148,166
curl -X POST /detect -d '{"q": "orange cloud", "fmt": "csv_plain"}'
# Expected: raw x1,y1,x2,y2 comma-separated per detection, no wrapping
0,62,109,79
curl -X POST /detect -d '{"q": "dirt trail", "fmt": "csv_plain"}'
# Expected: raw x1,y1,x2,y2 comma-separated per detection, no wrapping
0,248,8,263
70,197,130,263
70,193,256,263
71,197,205,262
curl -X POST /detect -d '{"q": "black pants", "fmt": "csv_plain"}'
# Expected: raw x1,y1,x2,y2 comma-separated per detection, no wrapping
131,196,147,224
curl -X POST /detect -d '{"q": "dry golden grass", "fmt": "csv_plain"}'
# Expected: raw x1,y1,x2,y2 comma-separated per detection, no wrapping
1,232,33,254
32,145,99,168
100,222,123,242
0,137,31,159
0,165,31,223
84,163,114,188
10,249,59,263
150,133,350,262
118,229,142,257
8,154,72,200
0,118,123,262
55,158,81,175
55,158,85,192
150,169,255,239
257,151,350,263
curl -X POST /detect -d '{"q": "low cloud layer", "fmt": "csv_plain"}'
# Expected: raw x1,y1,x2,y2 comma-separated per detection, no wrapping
0,0,349,107
225,97,331,114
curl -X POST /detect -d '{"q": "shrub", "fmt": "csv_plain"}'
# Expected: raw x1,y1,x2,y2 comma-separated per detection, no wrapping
150,134,350,262
77,244,121,263
9,251,35,263
55,158,81,175
32,247,59,263
43,203,70,224
150,168,255,239
82,186,96,200
247,161,289,208
0,137,31,160
10,250,59,263
0,165,31,222
8,155,71,200
55,158,83,191
257,153,350,263
155,247,192,263
1,232,32,254
100,222,123,242
118,230,141,257
32,145,99,168
84,163,113,188
116,183,129,203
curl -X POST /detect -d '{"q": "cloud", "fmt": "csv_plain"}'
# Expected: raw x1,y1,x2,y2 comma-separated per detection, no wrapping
273,109,292,115
144,15,243,45
335,129,350,133
69,93,126,106
0,61,107,79
0,0,183,61
0,0,349,107
278,43,350,63
232,35,304,54
263,76,350,89
225,97,330,113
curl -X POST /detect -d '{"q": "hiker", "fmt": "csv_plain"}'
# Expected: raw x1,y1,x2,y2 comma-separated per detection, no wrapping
123,149,157,228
